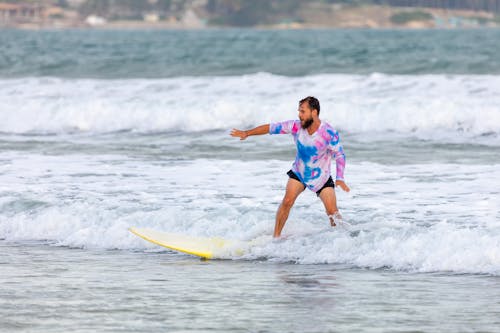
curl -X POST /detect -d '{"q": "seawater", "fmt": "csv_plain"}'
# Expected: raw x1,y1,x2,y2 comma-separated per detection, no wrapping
2,242,500,333
2,29,500,77
1,29,500,332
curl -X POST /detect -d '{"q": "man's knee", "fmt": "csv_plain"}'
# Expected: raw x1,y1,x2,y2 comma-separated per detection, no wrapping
281,196,296,209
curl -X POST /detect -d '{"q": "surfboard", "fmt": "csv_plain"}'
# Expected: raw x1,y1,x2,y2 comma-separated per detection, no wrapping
129,227,243,259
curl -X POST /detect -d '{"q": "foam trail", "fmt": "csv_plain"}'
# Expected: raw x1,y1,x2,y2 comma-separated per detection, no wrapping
0,152,498,275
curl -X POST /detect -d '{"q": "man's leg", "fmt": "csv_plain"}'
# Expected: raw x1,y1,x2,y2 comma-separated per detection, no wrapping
318,187,340,226
274,178,305,238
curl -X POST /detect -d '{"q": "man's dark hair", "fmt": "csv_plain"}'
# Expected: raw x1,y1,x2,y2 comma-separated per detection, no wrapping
299,96,320,115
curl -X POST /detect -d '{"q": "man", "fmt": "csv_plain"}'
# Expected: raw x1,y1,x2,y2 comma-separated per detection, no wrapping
230,96,350,238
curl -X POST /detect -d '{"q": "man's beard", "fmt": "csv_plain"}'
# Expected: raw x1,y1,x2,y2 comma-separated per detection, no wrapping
301,117,313,129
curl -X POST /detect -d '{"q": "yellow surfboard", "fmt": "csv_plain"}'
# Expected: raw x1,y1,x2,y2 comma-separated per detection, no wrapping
129,227,243,259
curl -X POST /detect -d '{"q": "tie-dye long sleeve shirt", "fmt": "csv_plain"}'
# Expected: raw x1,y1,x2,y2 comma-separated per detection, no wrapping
269,120,346,192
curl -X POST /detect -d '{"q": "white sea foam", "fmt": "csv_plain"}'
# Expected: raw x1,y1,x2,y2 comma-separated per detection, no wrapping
1,74,499,142
1,152,499,274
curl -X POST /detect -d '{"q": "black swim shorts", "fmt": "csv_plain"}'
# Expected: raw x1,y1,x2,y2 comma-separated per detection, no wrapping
287,170,335,196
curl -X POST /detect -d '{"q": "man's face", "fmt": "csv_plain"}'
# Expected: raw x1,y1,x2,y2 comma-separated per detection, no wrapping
298,102,314,129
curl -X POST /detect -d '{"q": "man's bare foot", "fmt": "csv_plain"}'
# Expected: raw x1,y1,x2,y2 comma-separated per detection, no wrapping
328,212,342,227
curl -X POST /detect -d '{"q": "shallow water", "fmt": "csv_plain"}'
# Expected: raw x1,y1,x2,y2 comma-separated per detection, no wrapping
2,241,500,333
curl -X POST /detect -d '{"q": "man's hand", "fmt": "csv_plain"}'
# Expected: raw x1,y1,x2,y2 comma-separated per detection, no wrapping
230,129,248,140
336,180,350,192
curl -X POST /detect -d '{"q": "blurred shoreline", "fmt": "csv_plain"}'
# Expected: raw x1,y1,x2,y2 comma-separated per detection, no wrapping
1,2,499,30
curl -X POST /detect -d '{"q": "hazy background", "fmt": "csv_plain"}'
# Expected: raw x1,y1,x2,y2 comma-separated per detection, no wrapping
2,0,500,29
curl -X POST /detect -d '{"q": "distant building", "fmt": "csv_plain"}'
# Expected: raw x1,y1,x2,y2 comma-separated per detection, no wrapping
181,9,205,28
43,6,65,19
143,12,160,23
0,2,41,24
374,0,500,14
85,15,106,27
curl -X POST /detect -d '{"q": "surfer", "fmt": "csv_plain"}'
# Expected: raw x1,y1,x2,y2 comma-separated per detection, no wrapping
230,96,350,238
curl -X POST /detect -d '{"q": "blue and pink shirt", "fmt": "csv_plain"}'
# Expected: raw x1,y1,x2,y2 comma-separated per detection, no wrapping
269,120,346,192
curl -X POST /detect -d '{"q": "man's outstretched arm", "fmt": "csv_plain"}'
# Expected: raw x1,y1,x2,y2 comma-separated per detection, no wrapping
230,124,270,140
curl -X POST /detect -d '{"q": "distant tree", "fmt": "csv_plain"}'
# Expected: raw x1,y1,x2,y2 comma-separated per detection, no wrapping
156,0,172,12
79,0,110,17
57,0,69,8
390,10,432,24
118,0,150,12
373,0,500,13
228,0,273,26
207,0,301,26
206,0,217,12
272,0,302,13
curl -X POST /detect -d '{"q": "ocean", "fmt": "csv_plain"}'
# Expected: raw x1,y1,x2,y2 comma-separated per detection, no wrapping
1,29,499,332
